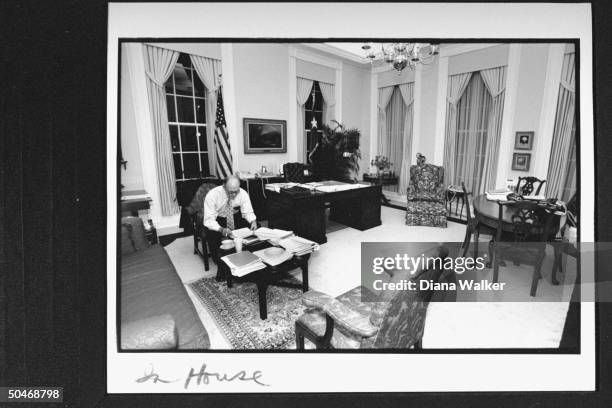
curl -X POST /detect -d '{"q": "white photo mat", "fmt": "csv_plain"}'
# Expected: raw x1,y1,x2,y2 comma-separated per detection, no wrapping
108,2,595,393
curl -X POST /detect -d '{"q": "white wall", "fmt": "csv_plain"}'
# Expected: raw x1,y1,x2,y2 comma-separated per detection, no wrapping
232,43,291,174
341,62,371,173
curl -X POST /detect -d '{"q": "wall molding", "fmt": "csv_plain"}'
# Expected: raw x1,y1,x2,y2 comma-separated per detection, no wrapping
439,43,500,58
494,43,522,189
288,46,298,162
411,66,423,162
433,55,449,165
534,44,565,184
302,43,368,65
369,70,378,166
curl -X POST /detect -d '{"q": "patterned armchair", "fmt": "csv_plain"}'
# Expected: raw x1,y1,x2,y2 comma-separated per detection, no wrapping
295,245,454,349
405,153,447,228
185,182,218,271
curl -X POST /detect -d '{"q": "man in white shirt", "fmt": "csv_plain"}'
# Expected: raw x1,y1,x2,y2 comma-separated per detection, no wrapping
203,175,257,263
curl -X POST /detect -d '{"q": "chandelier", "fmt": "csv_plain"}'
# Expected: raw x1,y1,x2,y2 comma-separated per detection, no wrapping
362,43,439,72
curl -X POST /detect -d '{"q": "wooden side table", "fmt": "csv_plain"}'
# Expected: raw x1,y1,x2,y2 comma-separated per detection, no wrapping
363,173,399,205
446,186,466,219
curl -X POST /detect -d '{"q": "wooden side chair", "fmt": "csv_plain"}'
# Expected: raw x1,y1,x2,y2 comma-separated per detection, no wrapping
460,182,496,258
515,176,546,196
490,200,553,297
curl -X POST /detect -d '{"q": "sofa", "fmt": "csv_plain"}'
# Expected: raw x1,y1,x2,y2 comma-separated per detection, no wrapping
120,216,210,350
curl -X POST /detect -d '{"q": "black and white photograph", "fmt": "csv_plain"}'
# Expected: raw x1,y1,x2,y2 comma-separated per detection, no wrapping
7,1,612,406
107,2,597,394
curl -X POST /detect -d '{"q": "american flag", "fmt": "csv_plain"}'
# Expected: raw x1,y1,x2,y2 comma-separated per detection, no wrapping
214,88,233,178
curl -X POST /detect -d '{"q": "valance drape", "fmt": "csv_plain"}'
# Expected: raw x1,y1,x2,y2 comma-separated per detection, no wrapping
398,83,415,193
190,55,222,174
443,72,473,186
319,81,335,126
297,77,314,161
546,52,576,200
479,66,507,192
377,86,395,155
143,44,180,216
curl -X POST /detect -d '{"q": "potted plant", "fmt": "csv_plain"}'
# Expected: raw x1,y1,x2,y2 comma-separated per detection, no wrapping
309,120,362,182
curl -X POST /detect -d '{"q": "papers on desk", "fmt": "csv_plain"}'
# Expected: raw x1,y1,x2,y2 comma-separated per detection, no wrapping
486,189,510,201
314,183,368,193
254,227,294,240
278,236,319,256
265,182,297,193
523,195,546,201
221,251,266,277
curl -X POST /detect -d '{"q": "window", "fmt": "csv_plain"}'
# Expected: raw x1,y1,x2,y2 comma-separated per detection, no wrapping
164,53,211,181
304,81,324,163
454,72,492,194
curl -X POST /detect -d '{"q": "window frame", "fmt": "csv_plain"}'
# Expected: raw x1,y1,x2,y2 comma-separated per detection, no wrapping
165,53,212,181
304,81,324,163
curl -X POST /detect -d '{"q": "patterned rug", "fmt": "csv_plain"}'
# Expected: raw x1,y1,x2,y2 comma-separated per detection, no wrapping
188,276,307,349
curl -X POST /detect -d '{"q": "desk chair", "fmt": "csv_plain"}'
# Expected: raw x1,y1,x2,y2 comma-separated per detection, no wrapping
283,162,306,183
185,182,217,271
515,176,546,196
295,246,454,349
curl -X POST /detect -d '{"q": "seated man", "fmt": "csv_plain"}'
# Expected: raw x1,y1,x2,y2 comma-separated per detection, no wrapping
203,175,258,263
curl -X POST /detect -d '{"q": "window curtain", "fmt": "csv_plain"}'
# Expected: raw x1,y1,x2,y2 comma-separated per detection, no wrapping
190,54,222,173
143,45,180,216
377,86,395,155
398,83,415,193
319,81,335,126
443,72,473,187
297,77,314,162
546,52,576,200
383,86,407,192
454,72,492,195
479,66,507,192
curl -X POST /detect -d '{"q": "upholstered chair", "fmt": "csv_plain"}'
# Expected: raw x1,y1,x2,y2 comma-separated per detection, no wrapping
405,153,448,228
283,162,306,183
295,245,454,349
186,182,218,271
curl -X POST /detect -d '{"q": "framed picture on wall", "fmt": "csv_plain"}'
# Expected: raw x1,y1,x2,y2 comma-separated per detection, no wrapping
514,131,534,150
512,153,531,171
243,118,287,154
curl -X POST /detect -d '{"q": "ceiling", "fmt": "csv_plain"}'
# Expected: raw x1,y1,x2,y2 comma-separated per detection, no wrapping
324,43,368,59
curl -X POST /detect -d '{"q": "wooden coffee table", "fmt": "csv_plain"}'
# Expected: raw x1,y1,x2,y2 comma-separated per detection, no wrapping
217,240,311,319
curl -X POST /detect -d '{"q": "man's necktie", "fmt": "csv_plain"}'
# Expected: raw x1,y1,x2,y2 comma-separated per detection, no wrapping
224,199,235,231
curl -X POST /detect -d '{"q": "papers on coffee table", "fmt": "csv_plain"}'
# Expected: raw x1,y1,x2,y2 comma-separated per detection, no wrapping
278,236,319,256
252,247,293,266
254,227,293,240
221,251,266,277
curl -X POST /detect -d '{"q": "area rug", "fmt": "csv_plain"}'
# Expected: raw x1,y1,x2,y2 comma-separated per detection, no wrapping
188,276,307,349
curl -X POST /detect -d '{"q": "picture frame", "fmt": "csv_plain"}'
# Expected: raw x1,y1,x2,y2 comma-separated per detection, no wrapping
243,118,287,154
515,131,534,150
512,152,532,171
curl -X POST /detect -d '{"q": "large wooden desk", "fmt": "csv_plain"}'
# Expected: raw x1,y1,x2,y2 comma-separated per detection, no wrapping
266,182,382,244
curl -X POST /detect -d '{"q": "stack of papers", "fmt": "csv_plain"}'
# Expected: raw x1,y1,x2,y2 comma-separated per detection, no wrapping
278,236,319,256
221,251,266,277
252,247,293,266
315,183,367,193
265,182,297,192
486,189,510,201
231,228,253,238
523,195,546,201
254,227,294,240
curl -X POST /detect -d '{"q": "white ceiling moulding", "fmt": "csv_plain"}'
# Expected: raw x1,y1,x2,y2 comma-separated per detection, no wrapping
303,43,369,64
439,43,501,58
291,47,342,70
